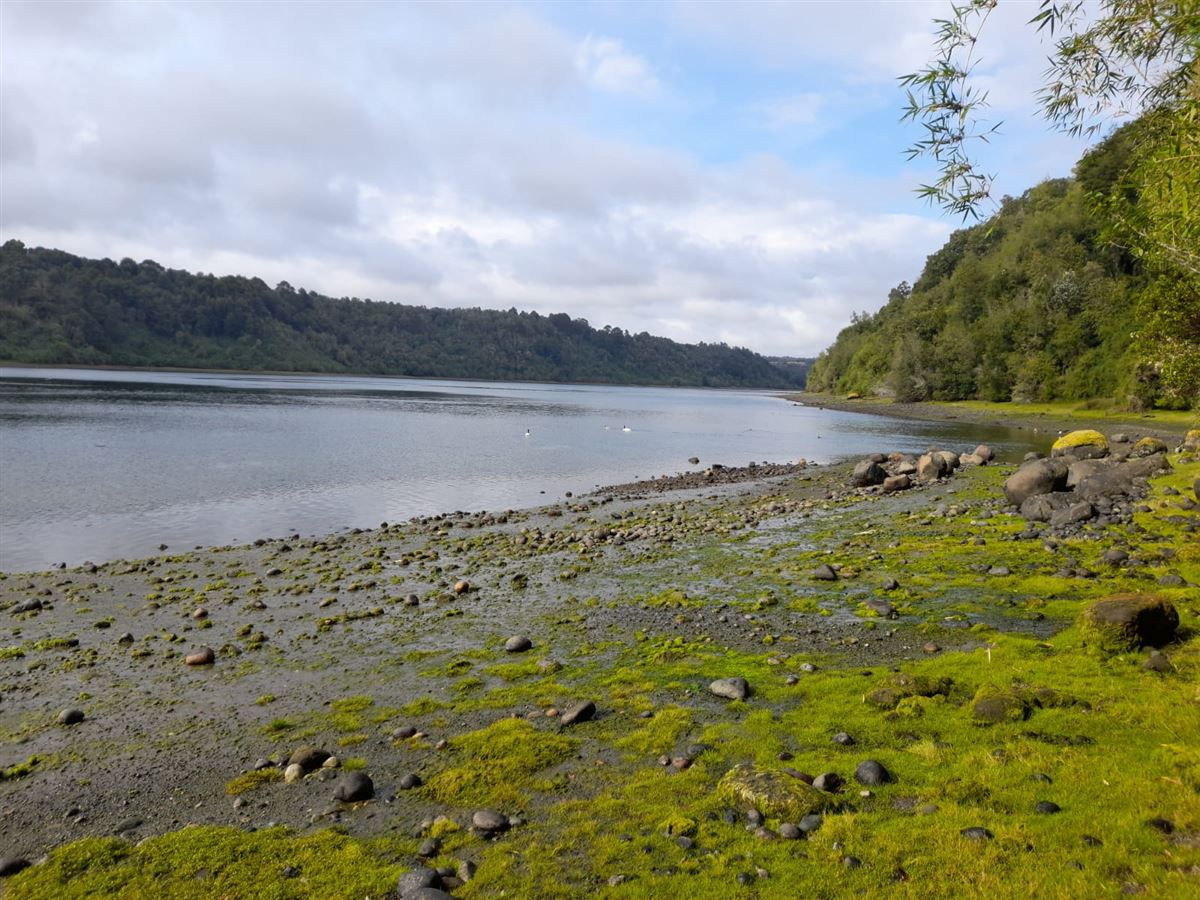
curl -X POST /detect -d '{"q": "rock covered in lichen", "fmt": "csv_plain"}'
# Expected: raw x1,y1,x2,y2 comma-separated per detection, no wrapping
717,764,834,819
1051,429,1109,459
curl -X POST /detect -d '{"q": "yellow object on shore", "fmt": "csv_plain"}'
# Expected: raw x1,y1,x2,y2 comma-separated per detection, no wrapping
1051,429,1109,455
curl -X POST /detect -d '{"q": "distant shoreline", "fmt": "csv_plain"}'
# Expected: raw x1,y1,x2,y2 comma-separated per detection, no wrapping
783,391,1195,442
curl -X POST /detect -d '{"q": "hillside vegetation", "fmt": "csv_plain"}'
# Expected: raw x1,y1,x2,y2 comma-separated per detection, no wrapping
0,242,799,389
807,124,1198,409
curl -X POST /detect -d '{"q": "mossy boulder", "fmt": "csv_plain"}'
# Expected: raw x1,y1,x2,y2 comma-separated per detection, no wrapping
717,765,834,819
1051,429,1109,459
971,686,1030,724
1080,594,1179,653
1130,436,1168,458
1183,429,1200,451
865,673,954,710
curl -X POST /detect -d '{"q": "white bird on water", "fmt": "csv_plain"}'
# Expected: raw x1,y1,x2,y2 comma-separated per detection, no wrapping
622,425,632,432
524,429,531,437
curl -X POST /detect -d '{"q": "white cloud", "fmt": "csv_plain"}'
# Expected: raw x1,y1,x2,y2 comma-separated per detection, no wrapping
575,35,662,98
751,92,826,132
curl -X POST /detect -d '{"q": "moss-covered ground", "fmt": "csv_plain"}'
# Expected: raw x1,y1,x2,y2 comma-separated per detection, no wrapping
3,450,1198,899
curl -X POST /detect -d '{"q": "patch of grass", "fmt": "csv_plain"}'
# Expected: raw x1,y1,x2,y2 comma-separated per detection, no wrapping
224,768,281,796
423,718,577,807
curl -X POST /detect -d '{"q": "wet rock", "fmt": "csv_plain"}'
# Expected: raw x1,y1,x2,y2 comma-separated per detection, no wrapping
185,647,215,666
811,564,837,581
472,810,509,834
559,700,596,726
854,760,890,786
504,636,532,653
57,708,85,726
1080,593,1178,653
0,858,31,877
709,677,751,701
333,772,373,802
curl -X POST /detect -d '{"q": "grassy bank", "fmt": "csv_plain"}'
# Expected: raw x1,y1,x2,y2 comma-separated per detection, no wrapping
2,444,1198,898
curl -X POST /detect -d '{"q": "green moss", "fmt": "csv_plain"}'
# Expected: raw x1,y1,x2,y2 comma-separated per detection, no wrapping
423,718,577,806
4,826,402,899
0,645,25,660
224,768,281,795
1051,429,1109,453
615,706,693,758
1,755,42,781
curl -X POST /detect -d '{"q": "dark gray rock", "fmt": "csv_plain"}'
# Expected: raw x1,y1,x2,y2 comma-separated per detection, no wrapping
798,813,823,833
832,731,855,746
813,772,842,792
1019,493,1073,522
333,772,374,802
0,858,31,877
418,838,442,858
1004,459,1069,506
779,823,801,840
854,760,891,786
811,564,838,581
57,708,85,726
1049,501,1095,529
399,773,422,790
504,636,532,653
472,810,509,833
960,827,994,841
1035,800,1061,814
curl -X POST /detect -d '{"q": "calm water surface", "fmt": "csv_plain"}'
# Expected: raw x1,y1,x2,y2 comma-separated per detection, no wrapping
0,368,1038,571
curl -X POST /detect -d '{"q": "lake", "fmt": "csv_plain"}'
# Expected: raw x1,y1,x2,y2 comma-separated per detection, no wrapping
0,367,1038,571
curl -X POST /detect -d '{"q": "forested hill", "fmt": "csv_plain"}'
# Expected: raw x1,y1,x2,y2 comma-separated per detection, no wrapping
0,242,799,388
805,125,1172,406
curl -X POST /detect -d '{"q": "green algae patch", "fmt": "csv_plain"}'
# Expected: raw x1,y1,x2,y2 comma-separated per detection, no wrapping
423,718,577,807
717,764,834,819
224,768,281,795
4,826,402,899
615,705,693,758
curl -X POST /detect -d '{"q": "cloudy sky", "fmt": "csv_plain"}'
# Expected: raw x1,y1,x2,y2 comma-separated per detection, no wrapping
1,0,1094,356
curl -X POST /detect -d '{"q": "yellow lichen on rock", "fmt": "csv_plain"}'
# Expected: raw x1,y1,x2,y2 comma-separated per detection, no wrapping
1051,429,1108,457
716,764,833,819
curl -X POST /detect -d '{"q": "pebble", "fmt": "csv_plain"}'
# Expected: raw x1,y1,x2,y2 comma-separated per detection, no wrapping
559,700,596,726
472,810,509,833
708,677,750,701
185,647,215,666
57,708,85,726
504,636,532,653
453,580,470,594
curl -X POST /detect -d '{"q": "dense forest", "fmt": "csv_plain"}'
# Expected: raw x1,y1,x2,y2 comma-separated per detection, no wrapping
0,242,802,389
806,121,1199,410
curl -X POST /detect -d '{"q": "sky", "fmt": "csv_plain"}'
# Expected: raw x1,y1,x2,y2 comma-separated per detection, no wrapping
0,0,1096,357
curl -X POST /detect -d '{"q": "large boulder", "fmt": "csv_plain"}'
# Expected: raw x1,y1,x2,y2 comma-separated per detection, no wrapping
1075,453,1172,500
1080,594,1178,653
1066,458,1112,490
850,459,887,487
1051,430,1109,459
1004,459,1069,506
1182,429,1200,452
1019,492,1073,522
935,450,961,470
1048,501,1095,529
917,453,948,481
717,765,834,819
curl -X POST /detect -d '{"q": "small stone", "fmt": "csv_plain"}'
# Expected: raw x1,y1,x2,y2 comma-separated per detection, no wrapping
1143,650,1171,672
283,763,305,784
813,772,842,793
960,827,993,841
1034,800,1061,814
322,756,340,769
399,773,422,790
779,823,801,840
393,726,418,740
334,772,373,802
457,860,477,883
397,866,440,894
289,746,331,772
559,700,596,726
472,810,509,833
418,837,442,858
854,760,890,786
746,809,764,827
504,636,532,653
191,607,208,620
453,580,470,594
798,814,823,834
185,647,215,666
233,797,248,809
678,835,697,849
811,564,838,581
843,856,862,868
709,677,751,701
57,708,85,726
832,731,855,746
922,642,941,654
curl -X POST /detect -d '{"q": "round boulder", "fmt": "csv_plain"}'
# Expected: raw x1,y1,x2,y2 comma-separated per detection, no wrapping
504,636,532,653
333,772,374,803
854,760,891,786
57,708,85,726
709,677,751,701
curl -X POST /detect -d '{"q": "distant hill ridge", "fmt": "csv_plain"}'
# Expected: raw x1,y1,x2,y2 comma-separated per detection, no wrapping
0,242,802,389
